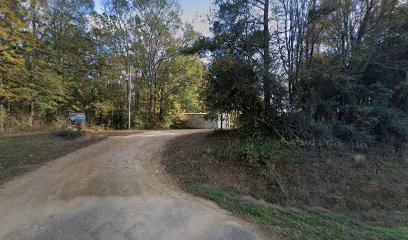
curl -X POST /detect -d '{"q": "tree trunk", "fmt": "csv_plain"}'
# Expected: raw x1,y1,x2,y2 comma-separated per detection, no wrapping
148,75,153,124
0,104,4,133
0,72,4,132
159,81,165,121
263,0,272,117
29,101,34,128
135,90,140,112
153,79,157,116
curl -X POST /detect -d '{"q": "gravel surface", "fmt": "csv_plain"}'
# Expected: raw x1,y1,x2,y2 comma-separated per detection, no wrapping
0,130,272,240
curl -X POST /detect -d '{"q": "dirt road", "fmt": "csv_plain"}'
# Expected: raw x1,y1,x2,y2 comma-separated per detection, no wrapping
0,130,271,240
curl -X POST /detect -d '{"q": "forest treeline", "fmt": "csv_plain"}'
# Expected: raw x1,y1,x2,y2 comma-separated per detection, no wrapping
1,0,206,130
1,0,408,147
202,0,408,146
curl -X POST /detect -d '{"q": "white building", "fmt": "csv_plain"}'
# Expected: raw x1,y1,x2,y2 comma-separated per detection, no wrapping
184,113,232,129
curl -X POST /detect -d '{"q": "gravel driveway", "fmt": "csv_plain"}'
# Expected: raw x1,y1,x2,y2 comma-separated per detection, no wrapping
0,130,272,240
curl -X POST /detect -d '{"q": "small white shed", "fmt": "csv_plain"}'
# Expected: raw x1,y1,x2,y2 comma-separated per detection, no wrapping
184,113,232,129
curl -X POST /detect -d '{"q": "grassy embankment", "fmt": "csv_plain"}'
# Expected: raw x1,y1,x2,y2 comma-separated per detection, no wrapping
164,131,408,240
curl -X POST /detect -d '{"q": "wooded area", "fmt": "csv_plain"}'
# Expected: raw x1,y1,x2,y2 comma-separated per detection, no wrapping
203,0,408,146
1,0,407,146
1,1,408,237
1,0,205,130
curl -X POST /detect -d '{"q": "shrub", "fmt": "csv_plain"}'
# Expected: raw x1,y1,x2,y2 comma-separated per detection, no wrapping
55,129,82,139
332,124,370,143
308,122,333,140
370,106,408,143
240,136,272,167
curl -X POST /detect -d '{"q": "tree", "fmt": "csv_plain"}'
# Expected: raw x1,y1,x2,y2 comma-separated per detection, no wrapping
157,55,207,128
207,0,408,143
94,0,200,128
0,0,28,131
131,0,183,125
209,0,293,134
207,55,261,122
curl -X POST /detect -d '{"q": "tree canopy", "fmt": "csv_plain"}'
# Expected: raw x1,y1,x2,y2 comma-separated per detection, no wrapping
0,0,206,130
1,0,407,146
205,0,408,145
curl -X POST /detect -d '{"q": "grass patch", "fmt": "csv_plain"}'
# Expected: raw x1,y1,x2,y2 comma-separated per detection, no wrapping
381,160,401,170
0,130,133,184
0,133,58,181
190,184,408,240
0,129,139,185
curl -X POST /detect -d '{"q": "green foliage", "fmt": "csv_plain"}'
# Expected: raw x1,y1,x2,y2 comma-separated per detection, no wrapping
241,136,275,168
206,0,408,145
365,106,408,143
0,0,206,131
1,0,407,140
307,122,333,139
158,56,207,128
206,133,301,170
55,129,82,139
332,124,367,143
0,0,27,74
0,106,5,121
206,55,262,128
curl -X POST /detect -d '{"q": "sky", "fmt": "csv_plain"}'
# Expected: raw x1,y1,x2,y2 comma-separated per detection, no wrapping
179,0,213,36
94,0,213,36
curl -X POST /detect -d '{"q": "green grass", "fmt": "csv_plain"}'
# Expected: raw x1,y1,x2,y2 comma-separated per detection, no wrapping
381,160,401,170
55,129,82,139
189,184,408,240
0,132,87,183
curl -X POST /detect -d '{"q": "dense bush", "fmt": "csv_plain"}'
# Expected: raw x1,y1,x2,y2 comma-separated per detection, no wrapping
332,124,369,143
55,129,82,139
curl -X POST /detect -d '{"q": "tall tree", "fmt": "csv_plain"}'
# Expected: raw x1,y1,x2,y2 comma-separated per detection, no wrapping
0,0,29,131
208,0,408,143
132,0,183,125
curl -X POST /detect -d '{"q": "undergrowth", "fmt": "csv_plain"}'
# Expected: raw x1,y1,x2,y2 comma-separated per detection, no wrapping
190,184,408,240
164,131,408,239
55,129,83,139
